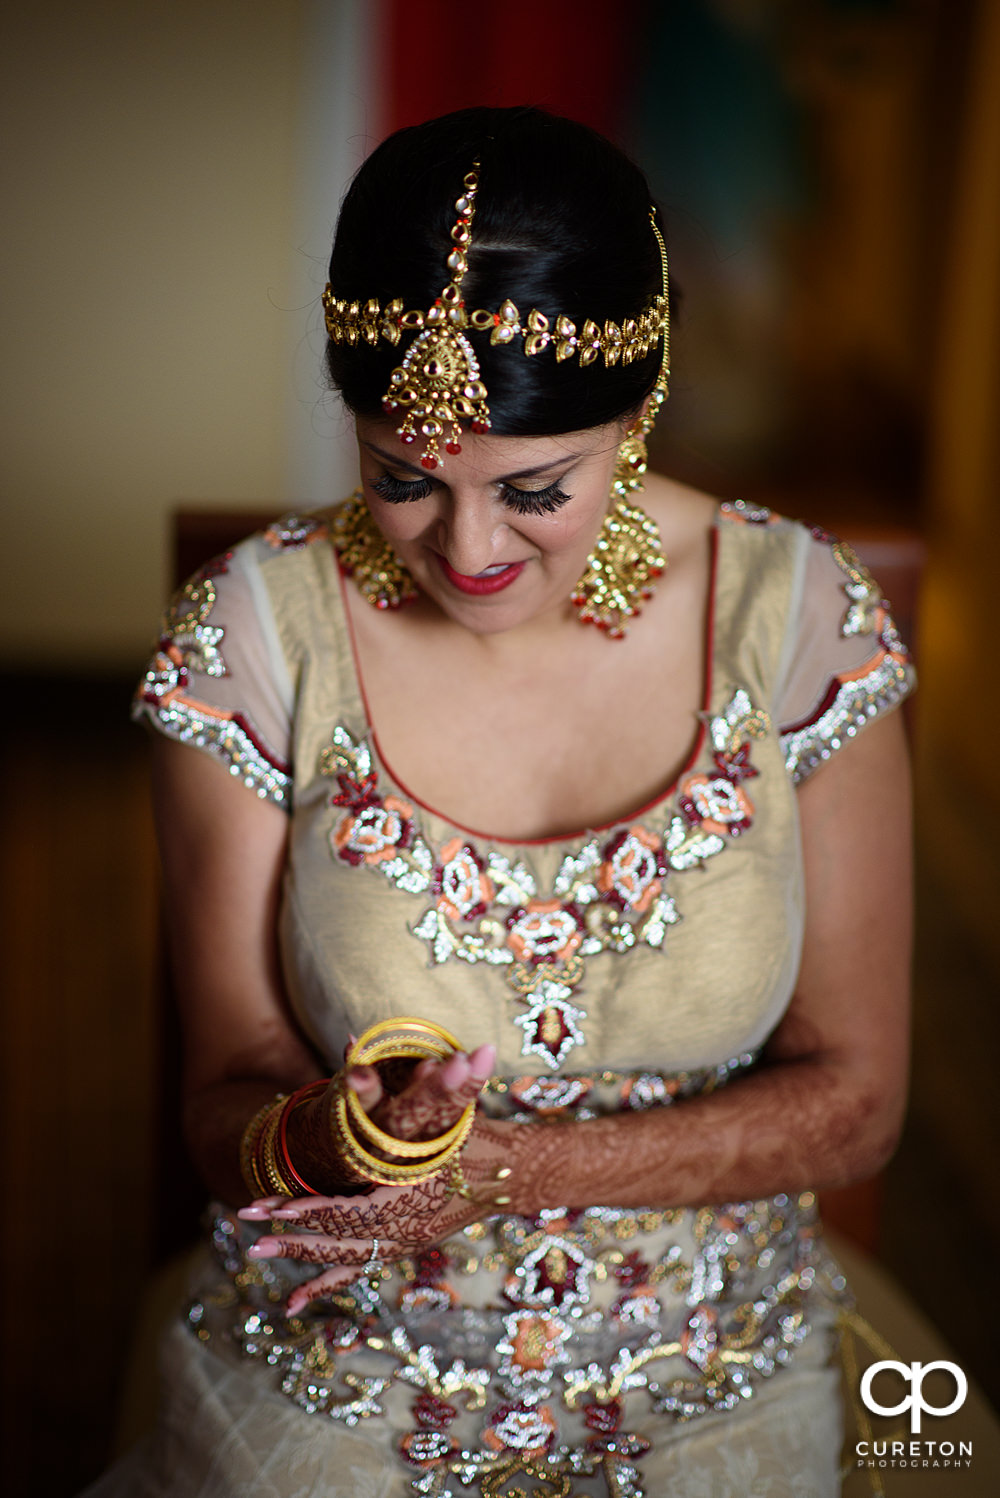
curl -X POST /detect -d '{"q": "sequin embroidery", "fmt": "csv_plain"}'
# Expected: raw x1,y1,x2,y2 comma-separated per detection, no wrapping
192,1167,841,1498
781,532,916,785
321,693,768,1068
133,551,292,805
262,512,331,550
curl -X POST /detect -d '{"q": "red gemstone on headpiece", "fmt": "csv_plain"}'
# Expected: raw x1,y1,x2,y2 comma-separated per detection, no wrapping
400,432,416,444
421,455,438,470
445,441,461,455
471,419,489,433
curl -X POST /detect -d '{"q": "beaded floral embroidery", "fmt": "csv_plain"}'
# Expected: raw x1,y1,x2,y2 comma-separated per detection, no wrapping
262,511,331,550
787,526,914,783
193,1179,840,1497
719,503,916,784
134,552,292,805
322,690,769,1069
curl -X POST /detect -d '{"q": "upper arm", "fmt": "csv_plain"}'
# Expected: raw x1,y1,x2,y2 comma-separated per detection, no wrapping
152,736,320,1097
766,706,913,1146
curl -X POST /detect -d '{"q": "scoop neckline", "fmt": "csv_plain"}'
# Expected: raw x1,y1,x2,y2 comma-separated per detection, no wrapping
332,510,721,849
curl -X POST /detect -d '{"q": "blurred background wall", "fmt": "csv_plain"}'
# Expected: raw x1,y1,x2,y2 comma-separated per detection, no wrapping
0,0,370,670
2,1,998,1492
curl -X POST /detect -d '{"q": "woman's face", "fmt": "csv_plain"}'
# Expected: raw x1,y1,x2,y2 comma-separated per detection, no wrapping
354,415,627,636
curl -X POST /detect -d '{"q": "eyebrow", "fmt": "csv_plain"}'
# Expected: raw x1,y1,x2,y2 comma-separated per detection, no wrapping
362,440,581,483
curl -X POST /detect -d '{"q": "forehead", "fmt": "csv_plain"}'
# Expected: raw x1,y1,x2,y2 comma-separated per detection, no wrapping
355,415,621,479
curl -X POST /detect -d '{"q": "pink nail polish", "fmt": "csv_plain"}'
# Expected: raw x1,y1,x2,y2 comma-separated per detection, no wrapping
440,1054,467,1089
247,1240,280,1259
469,1044,497,1081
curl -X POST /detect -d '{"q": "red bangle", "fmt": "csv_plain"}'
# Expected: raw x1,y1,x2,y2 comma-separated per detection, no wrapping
277,1080,331,1195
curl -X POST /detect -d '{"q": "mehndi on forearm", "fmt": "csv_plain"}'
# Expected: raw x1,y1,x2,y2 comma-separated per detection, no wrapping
495,1058,901,1216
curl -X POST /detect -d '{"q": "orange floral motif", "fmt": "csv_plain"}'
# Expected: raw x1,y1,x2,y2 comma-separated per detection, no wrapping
433,837,495,921
677,773,754,838
483,1401,558,1457
399,1428,458,1468
597,825,665,912
332,795,415,866
506,1315,569,1373
506,900,583,965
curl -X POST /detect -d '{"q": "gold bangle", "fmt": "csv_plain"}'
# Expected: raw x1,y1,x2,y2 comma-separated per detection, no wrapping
328,1017,481,1187
330,1082,476,1185
344,1082,474,1160
331,1086,447,1183
240,1095,284,1198
346,1017,461,1068
258,1103,295,1197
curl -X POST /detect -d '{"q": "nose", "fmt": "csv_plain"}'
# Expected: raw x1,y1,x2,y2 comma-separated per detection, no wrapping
435,492,506,575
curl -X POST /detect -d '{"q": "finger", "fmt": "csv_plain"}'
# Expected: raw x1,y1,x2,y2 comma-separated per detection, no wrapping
247,1233,377,1263
287,1266,370,1316
468,1043,496,1081
273,1188,433,1237
237,1196,289,1220
345,1064,383,1111
269,1181,405,1223
375,1055,487,1141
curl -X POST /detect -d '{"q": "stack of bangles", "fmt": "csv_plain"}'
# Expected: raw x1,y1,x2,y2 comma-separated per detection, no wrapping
240,1018,479,1199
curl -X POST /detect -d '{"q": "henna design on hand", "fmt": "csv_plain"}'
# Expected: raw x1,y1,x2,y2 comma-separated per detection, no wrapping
372,1054,485,1143
279,1047,495,1192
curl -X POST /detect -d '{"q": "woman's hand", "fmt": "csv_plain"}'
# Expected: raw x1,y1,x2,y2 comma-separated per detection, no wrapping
352,1042,496,1144
238,1111,517,1315
282,1042,497,1196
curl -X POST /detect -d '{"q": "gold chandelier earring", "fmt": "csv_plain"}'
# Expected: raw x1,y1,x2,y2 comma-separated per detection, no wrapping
572,211,671,639
331,492,417,610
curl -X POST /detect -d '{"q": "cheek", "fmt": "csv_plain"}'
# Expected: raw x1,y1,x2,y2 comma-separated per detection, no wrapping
361,491,431,546
529,496,607,557
371,504,419,541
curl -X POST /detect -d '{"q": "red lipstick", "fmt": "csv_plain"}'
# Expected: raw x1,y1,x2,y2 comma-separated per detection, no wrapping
437,556,526,595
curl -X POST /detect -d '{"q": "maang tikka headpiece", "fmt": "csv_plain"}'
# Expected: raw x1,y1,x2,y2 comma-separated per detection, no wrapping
322,161,671,470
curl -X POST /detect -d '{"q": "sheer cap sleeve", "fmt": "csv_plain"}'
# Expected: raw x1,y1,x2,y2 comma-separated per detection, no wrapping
774,522,916,785
132,530,295,808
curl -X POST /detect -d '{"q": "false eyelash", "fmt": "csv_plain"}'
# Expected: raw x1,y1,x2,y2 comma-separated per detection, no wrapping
371,473,433,504
500,482,572,515
370,470,573,516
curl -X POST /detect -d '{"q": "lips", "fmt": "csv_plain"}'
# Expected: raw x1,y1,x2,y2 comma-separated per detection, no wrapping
436,556,526,595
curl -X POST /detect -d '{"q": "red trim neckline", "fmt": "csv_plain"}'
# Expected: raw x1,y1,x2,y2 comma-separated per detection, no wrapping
334,520,720,848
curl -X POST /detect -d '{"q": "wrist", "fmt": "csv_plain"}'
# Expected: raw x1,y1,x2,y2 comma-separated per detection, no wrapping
284,1089,369,1196
451,1115,538,1215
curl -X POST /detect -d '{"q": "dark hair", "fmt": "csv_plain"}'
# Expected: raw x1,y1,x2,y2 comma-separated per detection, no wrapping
325,106,667,435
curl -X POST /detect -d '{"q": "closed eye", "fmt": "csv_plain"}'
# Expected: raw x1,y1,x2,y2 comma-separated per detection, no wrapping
371,473,433,504
499,482,571,515
371,471,572,515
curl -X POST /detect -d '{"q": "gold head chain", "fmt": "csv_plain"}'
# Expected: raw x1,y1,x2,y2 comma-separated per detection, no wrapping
323,162,671,470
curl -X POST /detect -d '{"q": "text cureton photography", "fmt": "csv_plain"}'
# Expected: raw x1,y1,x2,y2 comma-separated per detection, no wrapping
856,1358,974,1473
